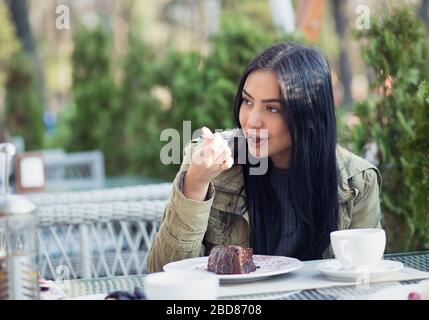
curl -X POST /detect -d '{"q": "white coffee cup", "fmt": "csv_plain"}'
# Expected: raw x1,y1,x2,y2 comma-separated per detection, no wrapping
143,271,219,300
330,228,386,270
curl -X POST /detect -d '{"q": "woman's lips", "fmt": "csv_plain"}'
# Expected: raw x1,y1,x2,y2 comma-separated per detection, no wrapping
248,137,269,148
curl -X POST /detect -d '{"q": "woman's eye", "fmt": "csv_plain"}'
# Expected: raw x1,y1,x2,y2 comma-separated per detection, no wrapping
242,98,252,106
267,106,279,113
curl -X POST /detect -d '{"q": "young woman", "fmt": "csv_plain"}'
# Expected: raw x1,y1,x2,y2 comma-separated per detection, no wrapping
147,42,382,273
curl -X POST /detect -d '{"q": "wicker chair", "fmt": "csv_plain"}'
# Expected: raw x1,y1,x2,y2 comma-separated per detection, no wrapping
28,183,173,206
42,150,105,192
35,185,172,280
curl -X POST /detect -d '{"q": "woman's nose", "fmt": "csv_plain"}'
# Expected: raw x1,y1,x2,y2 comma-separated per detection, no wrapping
246,109,263,129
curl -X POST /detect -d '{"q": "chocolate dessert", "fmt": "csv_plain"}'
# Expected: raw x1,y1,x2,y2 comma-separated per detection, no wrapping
207,245,257,274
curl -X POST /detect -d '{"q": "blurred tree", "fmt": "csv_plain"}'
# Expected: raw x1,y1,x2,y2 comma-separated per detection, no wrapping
120,30,167,178
5,52,43,150
0,2,19,141
222,0,274,32
332,0,352,107
4,0,34,53
419,0,429,30
5,0,46,107
417,0,429,80
0,3,19,76
203,14,274,130
401,81,429,249
156,50,206,134
155,49,207,179
67,25,119,173
352,6,426,251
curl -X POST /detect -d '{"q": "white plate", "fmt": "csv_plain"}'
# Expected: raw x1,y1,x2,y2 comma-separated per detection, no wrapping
368,281,429,300
317,259,404,282
163,255,303,283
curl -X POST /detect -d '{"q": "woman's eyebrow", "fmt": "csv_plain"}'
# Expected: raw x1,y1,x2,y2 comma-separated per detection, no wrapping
242,88,282,104
242,88,254,100
261,98,282,103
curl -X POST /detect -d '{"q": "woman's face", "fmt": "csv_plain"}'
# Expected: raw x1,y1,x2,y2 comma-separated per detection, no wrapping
239,69,292,169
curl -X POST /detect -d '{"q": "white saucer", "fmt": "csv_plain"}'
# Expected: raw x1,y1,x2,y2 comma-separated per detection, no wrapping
316,259,404,282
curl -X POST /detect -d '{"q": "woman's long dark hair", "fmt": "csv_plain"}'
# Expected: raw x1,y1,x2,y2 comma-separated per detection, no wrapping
233,42,339,260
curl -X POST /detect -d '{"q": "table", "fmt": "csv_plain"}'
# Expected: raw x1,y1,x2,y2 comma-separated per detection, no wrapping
58,251,429,300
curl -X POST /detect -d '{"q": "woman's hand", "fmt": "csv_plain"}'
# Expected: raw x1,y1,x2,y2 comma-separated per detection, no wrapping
182,127,234,201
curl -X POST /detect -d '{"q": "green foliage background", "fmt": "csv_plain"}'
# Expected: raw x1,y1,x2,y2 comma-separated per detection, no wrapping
402,81,429,249
5,52,44,150
0,2,19,84
66,25,119,173
348,6,428,252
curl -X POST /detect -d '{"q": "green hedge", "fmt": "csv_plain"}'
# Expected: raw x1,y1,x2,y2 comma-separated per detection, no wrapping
402,81,429,249
5,52,43,150
351,6,428,252
66,25,119,173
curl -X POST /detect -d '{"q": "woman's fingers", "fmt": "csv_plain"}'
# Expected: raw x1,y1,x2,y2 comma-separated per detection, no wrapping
193,127,233,172
199,133,227,164
202,127,214,143
220,157,234,171
214,141,231,165
190,127,233,181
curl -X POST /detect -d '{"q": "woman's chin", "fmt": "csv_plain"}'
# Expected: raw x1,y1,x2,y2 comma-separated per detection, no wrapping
246,138,270,159
248,147,269,159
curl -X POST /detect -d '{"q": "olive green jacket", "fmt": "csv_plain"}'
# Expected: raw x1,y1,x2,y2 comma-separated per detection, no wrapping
147,140,382,273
